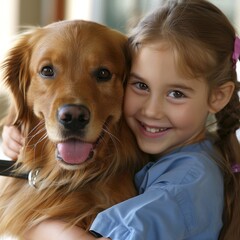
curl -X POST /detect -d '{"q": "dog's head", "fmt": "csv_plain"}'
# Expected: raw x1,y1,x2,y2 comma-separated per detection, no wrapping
2,20,134,175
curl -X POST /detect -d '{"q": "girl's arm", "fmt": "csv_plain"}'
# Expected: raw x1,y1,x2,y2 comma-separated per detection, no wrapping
25,220,109,240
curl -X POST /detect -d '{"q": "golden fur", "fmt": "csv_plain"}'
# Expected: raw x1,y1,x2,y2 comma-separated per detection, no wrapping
0,20,146,239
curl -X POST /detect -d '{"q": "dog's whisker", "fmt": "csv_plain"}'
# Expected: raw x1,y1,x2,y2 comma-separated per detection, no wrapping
21,132,48,164
26,128,47,148
34,135,51,160
25,123,46,147
102,128,120,157
25,132,44,147
103,124,121,143
33,133,48,148
27,120,45,136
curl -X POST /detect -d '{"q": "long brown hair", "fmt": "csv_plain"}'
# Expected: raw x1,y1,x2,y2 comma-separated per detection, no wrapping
128,0,240,239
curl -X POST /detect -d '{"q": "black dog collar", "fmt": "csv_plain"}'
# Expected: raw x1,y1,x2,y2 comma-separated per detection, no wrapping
0,159,42,189
0,160,28,179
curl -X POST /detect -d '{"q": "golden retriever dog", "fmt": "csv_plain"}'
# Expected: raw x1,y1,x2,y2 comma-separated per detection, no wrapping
0,20,146,239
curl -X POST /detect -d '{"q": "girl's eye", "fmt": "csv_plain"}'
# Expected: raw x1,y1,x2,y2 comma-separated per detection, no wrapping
168,90,185,98
40,66,55,78
134,82,149,91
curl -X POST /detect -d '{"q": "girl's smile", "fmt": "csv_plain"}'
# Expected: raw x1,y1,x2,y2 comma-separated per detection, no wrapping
124,42,214,155
139,121,170,138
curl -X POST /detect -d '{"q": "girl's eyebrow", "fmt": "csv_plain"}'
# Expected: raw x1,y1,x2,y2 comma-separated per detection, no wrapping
129,72,145,81
167,84,195,92
130,72,195,92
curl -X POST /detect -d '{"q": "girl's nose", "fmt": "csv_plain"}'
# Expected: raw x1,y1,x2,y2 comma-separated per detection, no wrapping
141,95,164,119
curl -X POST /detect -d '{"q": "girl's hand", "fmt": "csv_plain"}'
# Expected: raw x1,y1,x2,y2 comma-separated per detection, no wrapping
25,220,109,240
1,125,24,160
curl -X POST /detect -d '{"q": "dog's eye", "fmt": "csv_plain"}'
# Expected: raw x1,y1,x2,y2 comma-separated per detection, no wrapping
94,68,112,82
40,66,55,78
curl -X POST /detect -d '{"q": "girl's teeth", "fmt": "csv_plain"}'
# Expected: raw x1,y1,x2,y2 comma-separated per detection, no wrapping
145,126,167,133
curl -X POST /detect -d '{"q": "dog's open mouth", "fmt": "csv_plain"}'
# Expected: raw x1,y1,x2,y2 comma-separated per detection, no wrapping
55,117,112,165
56,139,94,165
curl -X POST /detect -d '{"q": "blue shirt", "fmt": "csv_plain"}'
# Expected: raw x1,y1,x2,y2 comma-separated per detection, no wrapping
90,140,224,239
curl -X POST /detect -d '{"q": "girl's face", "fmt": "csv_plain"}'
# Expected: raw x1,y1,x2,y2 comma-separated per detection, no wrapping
124,42,212,155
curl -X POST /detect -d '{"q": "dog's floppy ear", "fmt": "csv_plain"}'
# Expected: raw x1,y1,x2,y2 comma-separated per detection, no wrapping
1,30,38,126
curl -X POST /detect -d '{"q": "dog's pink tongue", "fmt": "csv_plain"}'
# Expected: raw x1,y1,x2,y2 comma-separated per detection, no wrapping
57,140,93,164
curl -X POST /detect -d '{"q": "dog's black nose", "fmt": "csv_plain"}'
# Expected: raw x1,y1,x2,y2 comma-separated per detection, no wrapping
57,104,90,130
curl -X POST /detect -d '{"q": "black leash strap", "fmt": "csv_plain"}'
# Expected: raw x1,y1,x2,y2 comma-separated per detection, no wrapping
0,159,28,179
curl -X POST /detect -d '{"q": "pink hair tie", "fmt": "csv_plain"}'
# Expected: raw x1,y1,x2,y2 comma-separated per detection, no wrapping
231,164,240,173
232,36,240,68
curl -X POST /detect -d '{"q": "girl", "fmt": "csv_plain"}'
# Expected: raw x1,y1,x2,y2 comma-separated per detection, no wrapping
2,0,240,239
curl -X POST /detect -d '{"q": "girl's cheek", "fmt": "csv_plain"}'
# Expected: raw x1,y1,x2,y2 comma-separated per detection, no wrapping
123,100,133,117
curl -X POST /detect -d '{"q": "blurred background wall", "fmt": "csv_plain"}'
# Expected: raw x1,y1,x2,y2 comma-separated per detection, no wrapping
0,0,239,78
